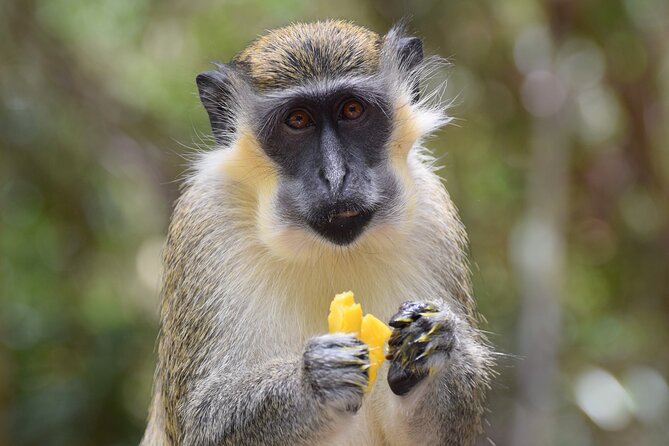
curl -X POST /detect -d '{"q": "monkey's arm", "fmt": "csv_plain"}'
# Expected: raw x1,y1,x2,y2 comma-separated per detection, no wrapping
379,301,492,446
178,334,369,446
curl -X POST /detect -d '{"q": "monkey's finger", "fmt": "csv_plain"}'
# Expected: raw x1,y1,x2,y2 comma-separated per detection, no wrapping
389,301,439,328
389,303,427,328
388,359,428,396
390,316,449,365
387,317,431,355
387,326,412,348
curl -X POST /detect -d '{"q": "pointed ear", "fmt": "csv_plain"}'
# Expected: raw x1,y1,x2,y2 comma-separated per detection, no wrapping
196,65,238,145
397,37,423,103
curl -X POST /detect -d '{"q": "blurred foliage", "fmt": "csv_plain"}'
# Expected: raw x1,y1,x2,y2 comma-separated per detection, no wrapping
1,0,668,445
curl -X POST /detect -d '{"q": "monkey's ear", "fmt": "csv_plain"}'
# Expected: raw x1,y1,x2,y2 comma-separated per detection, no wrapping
196,67,237,145
397,37,423,103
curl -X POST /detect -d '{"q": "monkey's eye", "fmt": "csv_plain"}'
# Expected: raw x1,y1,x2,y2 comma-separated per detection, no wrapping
286,110,313,130
341,99,364,120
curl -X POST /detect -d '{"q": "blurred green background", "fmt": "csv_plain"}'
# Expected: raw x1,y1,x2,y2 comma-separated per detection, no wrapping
1,0,668,445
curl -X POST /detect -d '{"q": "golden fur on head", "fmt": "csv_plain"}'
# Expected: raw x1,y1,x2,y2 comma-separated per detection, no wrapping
234,20,382,90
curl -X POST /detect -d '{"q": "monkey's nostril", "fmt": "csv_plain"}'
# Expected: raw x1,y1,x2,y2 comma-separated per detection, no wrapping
318,168,330,189
342,165,350,190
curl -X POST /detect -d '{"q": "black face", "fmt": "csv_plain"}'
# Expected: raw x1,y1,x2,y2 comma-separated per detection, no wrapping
255,84,397,245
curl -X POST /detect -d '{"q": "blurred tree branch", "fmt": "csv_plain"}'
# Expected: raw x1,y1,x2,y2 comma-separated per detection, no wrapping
510,1,574,445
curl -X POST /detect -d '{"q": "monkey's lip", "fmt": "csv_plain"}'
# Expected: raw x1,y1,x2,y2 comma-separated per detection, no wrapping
308,206,375,246
334,210,360,218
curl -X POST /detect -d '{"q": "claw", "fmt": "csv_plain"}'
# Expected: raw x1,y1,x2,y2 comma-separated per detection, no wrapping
412,334,430,344
418,311,440,318
427,323,443,336
389,316,419,329
342,359,368,367
354,351,369,360
389,316,414,327
414,345,435,362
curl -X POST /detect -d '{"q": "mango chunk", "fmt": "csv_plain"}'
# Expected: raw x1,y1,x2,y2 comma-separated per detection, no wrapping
342,303,362,334
328,303,344,333
327,291,391,390
330,291,355,308
328,291,362,334
360,313,392,347
360,314,393,386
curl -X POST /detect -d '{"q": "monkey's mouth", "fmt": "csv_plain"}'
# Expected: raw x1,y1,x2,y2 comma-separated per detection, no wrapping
308,204,375,246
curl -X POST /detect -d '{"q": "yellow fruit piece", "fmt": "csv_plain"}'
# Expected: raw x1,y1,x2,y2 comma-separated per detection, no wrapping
331,291,355,308
341,303,362,334
360,314,392,386
328,303,344,333
327,292,392,390
328,291,362,334
360,313,392,348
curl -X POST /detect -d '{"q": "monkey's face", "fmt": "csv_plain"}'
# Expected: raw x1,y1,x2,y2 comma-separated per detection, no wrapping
255,83,400,247
196,22,437,259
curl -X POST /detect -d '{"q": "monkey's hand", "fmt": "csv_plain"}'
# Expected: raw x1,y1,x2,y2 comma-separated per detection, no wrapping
380,301,491,445
303,333,369,413
386,301,456,396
